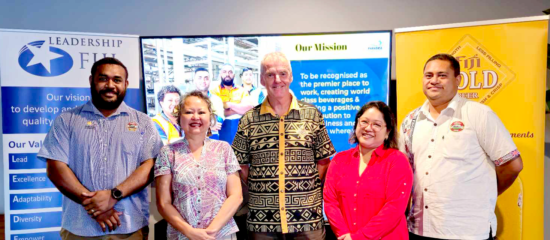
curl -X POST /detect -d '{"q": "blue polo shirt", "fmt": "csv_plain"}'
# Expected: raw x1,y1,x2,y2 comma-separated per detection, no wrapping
37,101,163,236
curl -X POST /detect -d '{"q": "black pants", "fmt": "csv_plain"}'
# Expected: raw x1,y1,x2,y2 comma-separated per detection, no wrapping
248,228,326,240
409,228,494,240
234,215,248,240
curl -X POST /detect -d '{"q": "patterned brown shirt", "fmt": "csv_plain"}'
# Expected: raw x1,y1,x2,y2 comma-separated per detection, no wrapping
232,96,336,233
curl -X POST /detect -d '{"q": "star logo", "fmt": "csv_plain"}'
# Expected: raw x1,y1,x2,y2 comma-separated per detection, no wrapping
25,41,63,73
18,40,73,77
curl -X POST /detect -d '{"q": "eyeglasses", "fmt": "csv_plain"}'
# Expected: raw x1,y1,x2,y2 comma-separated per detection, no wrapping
358,120,386,131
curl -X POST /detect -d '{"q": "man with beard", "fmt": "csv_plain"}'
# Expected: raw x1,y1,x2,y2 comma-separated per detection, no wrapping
193,67,224,139
38,57,163,239
152,85,182,144
212,63,254,144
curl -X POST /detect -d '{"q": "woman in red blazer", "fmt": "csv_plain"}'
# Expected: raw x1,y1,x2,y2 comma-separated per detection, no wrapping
324,101,413,240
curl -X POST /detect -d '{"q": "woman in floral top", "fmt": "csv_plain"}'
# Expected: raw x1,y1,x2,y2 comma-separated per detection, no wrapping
155,90,243,240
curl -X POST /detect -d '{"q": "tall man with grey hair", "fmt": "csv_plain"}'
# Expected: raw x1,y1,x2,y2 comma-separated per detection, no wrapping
232,52,336,239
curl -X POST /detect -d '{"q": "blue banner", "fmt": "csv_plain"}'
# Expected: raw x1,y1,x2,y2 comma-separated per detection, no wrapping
1,30,141,239
2,87,143,134
10,192,63,210
9,153,46,170
11,231,61,240
9,173,55,190
10,212,62,230
290,58,389,152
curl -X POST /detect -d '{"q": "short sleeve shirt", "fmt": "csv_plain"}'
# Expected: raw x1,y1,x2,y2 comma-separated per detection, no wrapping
232,97,336,233
37,101,163,237
398,94,519,239
155,138,241,240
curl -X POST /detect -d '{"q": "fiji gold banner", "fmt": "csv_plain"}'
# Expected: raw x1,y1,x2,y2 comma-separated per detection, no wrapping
395,16,548,240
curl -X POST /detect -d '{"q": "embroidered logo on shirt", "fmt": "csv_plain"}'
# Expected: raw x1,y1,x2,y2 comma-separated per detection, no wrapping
450,121,464,132
127,122,138,131
85,121,95,129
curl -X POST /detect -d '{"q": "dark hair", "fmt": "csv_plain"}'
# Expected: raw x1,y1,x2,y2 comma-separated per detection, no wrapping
90,57,128,79
175,90,217,128
349,101,398,149
195,67,209,74
157,85,182,104
423,53,461,77
240,68,252,77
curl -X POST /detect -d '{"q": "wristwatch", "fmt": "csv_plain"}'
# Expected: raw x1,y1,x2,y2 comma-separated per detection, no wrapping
111,188,123,201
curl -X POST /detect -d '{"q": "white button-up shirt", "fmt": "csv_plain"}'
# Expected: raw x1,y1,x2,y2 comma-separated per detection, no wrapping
399,94,519,239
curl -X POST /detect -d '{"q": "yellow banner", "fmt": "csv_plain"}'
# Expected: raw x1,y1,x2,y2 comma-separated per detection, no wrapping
396,17,548,240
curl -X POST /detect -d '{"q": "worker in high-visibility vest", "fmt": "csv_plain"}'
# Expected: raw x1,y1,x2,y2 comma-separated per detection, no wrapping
152,85,182,144
211,64,255,144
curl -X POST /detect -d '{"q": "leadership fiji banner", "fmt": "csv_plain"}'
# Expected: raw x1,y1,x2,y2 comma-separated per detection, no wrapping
395,16,548,240
0,29,141,240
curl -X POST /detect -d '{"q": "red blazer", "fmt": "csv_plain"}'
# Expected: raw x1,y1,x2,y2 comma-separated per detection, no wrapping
324,145,413,239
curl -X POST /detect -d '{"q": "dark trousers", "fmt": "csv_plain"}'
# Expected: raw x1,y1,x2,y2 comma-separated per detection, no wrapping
234,215,248,240
249,228,326,240
409,228,494,240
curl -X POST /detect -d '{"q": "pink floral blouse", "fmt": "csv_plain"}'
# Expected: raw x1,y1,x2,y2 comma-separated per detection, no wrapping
155,138,241,240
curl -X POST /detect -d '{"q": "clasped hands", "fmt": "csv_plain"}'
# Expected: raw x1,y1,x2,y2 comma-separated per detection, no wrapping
184,225,220,240
81,190,121,232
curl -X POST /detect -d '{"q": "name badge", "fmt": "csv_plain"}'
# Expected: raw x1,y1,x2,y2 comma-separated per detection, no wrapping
127,122,138,131
85,121,95,129
450,121,464,132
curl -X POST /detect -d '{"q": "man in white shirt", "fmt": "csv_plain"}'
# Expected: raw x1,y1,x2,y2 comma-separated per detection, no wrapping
399,53,523,240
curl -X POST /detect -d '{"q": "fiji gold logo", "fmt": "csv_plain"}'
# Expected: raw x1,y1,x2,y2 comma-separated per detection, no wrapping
449,35,515,104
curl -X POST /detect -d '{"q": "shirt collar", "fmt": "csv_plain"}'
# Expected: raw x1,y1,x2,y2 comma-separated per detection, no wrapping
243,85,256,94
259,94,300,116
82,100,130,118
352,144,387,160
420,93,460,117
182,136,211,148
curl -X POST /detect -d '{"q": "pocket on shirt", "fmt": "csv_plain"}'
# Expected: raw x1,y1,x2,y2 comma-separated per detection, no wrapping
442,130,474,161
121,132,144,158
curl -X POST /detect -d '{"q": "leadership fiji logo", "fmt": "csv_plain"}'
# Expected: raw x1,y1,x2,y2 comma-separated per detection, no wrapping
449,35,515,104
18,40,73,77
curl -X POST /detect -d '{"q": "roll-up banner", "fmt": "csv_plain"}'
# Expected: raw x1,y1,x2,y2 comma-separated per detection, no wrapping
395,16,548,240
0,29,140,240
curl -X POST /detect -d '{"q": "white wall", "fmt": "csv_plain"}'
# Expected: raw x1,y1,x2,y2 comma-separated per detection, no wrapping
1,0,548,237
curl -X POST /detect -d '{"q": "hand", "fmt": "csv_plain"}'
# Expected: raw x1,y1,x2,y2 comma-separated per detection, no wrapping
82,190,118,217
184,228,215,240
95,208,122,232
338,233,352,240
205,226,220,237
211,122,222,131
224,108,237,117
225,102,234,110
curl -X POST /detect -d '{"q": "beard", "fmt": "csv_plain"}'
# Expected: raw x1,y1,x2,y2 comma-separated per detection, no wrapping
221,76,234,86
91,85,126,110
